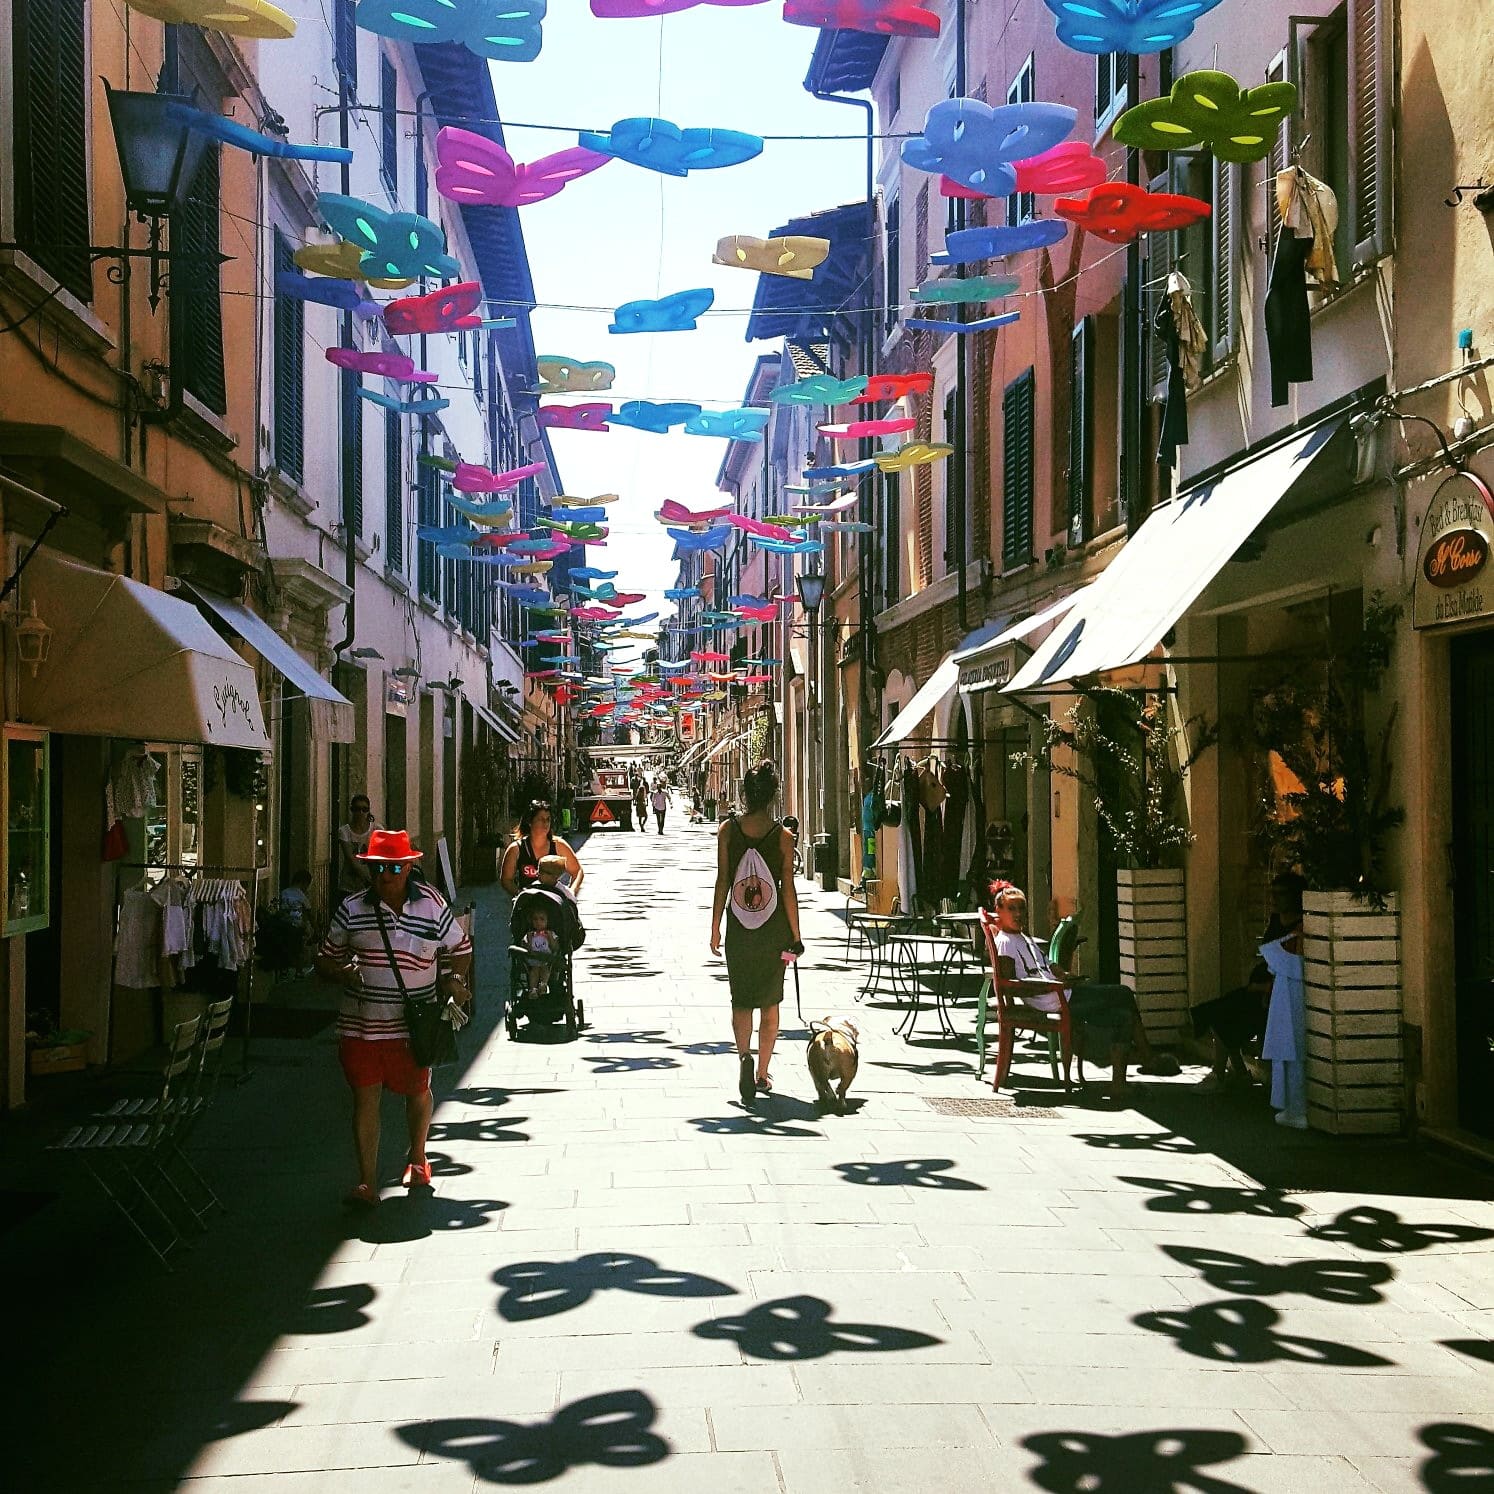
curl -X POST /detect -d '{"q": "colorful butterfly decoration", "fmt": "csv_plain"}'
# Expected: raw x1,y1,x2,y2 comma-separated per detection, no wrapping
1041,0,1227,56
316,193,459,281
782,0,938,39
683,409,771,441
382,282,484,336
855,372,934,404
536,357,616,393
453,460,545,493
713,235,831,280
912,275,1020,304
433,128,610,206
905,310,1022,335
1054,182,1210,243
325,347,436,382
607,400,704,433
932,221,1067,265
536,403,614,433
578,117,764,177
875,442,956,472
359,389,451,415
1113,71,1298,162
275,271,379,315
122,0,294,39
771,374,869,405
901,99,1076,196
609,288,714,333
355,0,546,61
819,417,916,439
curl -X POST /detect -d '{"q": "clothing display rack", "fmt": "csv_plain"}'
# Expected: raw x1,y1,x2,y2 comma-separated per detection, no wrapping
119,863,267,1079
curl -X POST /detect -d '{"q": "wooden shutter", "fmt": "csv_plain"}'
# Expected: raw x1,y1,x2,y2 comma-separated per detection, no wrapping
942,389,960,572
380,55,398,192
417,420,439,601
915,183,929,282
175,145,226,415
971,339,992,559
1211,156,1238,361
341,366,363,537
1145,169,1174,398
335,0,358,90
881,471,900,606
12,0,91,302
1348,0,1390,266
1068,319,1094,545
1002,369,1035,568
384,408,403,572
914,395,933,586
272,232,304,482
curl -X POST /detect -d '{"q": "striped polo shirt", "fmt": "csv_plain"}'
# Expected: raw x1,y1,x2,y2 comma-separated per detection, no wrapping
321,883,472,1041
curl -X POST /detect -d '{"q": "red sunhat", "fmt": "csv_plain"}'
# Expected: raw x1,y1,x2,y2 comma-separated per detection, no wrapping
356,829,423,863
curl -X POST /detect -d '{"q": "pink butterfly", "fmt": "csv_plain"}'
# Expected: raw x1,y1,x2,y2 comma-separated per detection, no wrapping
434,128,612,209
1014,142,1108,195
818,417,917,439
453,460,546,493
656,499,732,524
537,403,613,433
727,514,793,541
324,347,436,382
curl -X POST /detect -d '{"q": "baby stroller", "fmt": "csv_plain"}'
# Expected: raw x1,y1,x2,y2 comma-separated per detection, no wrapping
506,884,586,1040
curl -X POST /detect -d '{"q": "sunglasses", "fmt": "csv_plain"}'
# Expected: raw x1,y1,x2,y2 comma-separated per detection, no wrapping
368,861,409,875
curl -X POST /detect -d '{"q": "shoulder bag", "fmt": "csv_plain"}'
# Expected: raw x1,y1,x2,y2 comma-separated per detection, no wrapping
375,903,459,1069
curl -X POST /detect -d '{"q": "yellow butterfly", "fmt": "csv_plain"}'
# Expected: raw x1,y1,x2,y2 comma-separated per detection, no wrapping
875,442,955,473
123,0,295,39
294,240,413,291
536,357,616,394
713,235,831,281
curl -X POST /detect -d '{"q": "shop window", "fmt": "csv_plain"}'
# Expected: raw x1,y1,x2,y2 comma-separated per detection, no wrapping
4,728,50,936
984,722,1029,892
1005,56,1036,227
379,54,398,195
139,744,204,877
11,0,92,303
272,231,304,482
1002,368,1035,569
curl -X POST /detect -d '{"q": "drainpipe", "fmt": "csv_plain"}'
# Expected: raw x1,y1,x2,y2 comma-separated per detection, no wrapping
333,60,357,657
1121,51,1144,534
953,0,969,631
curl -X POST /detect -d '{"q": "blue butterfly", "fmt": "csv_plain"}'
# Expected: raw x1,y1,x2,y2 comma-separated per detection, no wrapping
359,389,451,415
904,309,1022,335
606,400,703,432
317,193,460,281
664,586,701,601
572,567,619,579
1041,0,1226,55
901,98,1075,195
683,408,771,441
578,116,763,177
751,536,824,555
416,525,480,545
274,271,378,315
444,493,513,520
549,506,608,522
805,460,877,480
355,0,546,62
770,374,868,405
669,524,731,552
932,220,1068,266
609,289,714,334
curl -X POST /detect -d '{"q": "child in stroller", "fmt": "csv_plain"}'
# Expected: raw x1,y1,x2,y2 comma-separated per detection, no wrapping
507,856,586,1037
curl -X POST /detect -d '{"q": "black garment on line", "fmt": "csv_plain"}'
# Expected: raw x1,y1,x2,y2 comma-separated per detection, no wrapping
1154,297,1190,470
1265,228,1313,408
941,762,970,898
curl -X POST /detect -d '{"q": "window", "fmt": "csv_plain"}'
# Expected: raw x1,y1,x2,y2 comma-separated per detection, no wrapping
1068,318,1094,545
334,0,357,90
174,143,227,414
883,195,900,336
12,0,91,302
1210,156,1238,362
888,71,900,122
272,231,304,481
341,365,363,536
1001,369,1035,568
379,55,398,194
942,388,962,573
384,408,403,572
1006,57,1036,227
1095,52,1127,127
418,418,439,600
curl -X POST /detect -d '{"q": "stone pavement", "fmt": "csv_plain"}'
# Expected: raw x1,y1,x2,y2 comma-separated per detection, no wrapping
6,813,1493,1492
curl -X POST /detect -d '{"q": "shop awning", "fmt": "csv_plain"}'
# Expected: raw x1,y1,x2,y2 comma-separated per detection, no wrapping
1005,418,1347,693
954,592,1088,694
20,552,269,750
187,585,354,744
870,656,958,750
707,731,745,762
470,696,520,743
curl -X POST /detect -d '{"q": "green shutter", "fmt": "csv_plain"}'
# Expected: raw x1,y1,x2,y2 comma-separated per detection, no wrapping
380,55,398,192
335,0,358,90
273,232,304,482
384,409,403,571
1068,319,1094,545
175,145,226,415
1002,369,1035,568
342,367,363,537
12,0,91,302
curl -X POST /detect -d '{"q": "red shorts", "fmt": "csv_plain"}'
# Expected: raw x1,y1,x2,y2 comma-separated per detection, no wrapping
338,1037,430,1096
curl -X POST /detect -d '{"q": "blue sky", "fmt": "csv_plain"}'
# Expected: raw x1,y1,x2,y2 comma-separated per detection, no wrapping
489,7,866,624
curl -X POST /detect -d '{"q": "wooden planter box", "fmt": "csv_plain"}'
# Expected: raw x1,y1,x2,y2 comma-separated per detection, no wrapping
1117,867,1188,1042
1303,890,1404,1136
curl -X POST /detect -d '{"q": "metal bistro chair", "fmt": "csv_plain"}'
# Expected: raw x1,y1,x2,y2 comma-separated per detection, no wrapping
976,909,1078,1094
51,1016,202,1267
844,889,897,961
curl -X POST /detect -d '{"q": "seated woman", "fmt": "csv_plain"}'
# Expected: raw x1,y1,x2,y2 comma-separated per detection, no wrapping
990,884,1178,1097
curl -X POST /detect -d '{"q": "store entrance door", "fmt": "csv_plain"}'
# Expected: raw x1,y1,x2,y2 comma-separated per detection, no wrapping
1451,631,1494,1138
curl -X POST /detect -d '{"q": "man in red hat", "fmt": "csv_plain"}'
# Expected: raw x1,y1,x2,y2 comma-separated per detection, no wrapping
316,829,472,1207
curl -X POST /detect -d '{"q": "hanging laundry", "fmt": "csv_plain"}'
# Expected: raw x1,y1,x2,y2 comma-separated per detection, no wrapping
1154,272,1205,470
1276,167,1340,291
1265,229,1314,409
112,746,161,819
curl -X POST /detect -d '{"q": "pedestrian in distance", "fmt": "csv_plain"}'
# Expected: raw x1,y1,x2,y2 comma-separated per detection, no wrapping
316,830,473,1208
651,779,669,834
337,794,380,895
633,775,648,833
710,760,803,1107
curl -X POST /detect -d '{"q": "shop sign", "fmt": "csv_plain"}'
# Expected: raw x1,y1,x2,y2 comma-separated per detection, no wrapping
1414,469,1494,629
957,642,1019,694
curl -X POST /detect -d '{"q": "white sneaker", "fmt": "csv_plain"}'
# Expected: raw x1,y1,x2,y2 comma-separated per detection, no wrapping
1274,1111,1309,1130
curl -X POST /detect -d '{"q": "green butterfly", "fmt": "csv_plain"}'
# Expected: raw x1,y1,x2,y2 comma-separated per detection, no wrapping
1114,71,1298,164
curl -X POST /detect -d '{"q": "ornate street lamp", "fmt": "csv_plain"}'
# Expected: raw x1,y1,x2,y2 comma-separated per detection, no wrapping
795,569,827,616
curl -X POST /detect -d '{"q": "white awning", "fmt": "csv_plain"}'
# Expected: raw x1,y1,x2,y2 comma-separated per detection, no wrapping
20,552,270,750
1006,418,1347,693
870,656,959,750
470,697,520,743
707,731,745,762
187,585,354,743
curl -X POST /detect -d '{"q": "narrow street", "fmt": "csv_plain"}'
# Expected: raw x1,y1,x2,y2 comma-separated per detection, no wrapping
9,816,1493,1492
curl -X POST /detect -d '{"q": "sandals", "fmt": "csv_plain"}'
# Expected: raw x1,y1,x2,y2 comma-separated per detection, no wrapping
755,1074,773,1094
402,1160,433,1189
343,1183,380,1209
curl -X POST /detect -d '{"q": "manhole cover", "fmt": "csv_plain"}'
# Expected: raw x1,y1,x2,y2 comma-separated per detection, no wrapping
924,1095,1061,1119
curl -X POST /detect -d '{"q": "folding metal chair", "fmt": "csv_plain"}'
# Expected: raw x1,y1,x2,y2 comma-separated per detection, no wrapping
51,1016,202,1268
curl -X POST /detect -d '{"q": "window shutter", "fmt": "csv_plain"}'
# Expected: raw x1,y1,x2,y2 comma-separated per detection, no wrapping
1068,320,1094,545
272,232,305,481
1002,369,1035,568
1347,0,1390,265
971,339,992,559
175,145,226,415
341,366,363,537
13,0,92,302
1145,169,1174,398
334,0,358,90
384,408,403,572
942,389,960,572
883,196,900,336
914,395,933,586
915,183,929,282
1211,157,1237,361
417,419,439,601
380,55,398,192
1267,68,1290,248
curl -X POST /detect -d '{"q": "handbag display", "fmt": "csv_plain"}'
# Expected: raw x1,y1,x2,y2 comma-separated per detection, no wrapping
374,903,459,1069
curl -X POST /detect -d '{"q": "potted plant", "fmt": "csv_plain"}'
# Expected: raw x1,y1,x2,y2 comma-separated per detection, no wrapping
1247,594,1406,1134
1018,689,1217,1042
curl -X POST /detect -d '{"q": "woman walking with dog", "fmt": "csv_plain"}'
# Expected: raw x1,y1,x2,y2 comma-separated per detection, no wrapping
710,761,802,1108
